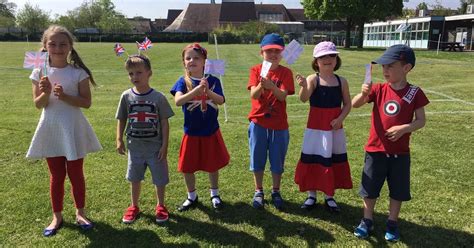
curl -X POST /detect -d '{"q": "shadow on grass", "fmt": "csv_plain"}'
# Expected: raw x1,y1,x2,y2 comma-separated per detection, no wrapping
182,202,335,247
81,220,198,248
281,200,474,247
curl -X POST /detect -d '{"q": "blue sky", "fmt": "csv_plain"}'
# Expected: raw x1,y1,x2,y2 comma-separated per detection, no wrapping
13,0,463,19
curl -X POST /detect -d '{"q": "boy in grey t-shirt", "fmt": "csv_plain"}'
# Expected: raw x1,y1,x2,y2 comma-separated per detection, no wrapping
116,55,174,224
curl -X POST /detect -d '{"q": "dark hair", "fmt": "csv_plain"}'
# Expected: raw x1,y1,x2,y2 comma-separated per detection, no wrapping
312,56,341,72
41,25,96,86
125,54,152,71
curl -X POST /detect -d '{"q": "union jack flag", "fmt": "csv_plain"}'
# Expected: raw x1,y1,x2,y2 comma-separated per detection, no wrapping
23,51,47,69
114,43,126,56
137,37,153,51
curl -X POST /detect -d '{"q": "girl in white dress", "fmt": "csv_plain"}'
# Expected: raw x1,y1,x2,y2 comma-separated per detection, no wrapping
27,25,102,237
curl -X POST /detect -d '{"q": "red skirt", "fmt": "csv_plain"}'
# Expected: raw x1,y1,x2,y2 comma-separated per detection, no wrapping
294,161,353,196
178,129,230,173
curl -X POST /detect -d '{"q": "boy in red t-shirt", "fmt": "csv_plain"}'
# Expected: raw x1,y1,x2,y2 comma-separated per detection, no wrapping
247,33,295,210
352,45,429,242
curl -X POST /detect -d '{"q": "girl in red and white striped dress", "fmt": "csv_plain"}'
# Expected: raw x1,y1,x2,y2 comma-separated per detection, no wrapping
294,41,352,212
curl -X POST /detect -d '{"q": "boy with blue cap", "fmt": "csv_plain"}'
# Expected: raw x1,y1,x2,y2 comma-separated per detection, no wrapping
247,33,295,210
351,44,429,242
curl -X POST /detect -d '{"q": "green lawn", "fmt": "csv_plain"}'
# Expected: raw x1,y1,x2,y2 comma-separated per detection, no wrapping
0,42,473,247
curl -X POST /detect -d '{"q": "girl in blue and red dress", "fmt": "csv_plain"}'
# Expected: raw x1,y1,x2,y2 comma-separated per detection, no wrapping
170,43,230,211
294,41,352,212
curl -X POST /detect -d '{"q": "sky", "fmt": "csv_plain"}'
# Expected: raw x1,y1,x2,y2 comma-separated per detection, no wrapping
12,0,463,19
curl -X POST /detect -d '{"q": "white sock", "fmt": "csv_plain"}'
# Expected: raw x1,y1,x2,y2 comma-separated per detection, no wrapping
305,191,316,205
182,190,197,207
325,194,338,207
254,190,263,204
210,188,220,205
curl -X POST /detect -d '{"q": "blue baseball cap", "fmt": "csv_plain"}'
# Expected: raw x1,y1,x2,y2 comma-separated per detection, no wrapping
260,33,285,51
372,44,416,68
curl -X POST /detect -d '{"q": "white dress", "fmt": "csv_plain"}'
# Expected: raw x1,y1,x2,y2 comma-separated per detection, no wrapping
26,65,102,161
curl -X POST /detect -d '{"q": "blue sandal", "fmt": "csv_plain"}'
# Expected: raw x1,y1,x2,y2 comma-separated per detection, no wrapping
43,221,63,237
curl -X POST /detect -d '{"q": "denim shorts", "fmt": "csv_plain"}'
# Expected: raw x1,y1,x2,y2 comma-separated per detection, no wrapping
359,152,411,201
127,150,169,186
248,121,289,174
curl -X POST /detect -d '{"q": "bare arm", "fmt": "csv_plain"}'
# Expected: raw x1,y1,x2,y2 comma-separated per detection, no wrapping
352,83,372,108
174,85,204,106
116,119,126,155
250,83,264,99
158,118,170,160
297,74,316,103
385,107,426,142
261,77,287,102
32,78,51,109
54,78,92,108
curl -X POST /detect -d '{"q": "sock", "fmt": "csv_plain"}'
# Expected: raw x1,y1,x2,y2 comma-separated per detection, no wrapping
304,191,316,205
325,195,338,208
210,188,220,205
183,190,197,207
254,188,264,204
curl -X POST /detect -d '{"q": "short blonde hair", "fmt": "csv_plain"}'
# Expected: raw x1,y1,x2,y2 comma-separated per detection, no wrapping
125,54,151,71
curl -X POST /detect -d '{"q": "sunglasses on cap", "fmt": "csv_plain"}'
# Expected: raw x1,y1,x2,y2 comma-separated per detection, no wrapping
319,54,337,58
189,43,207,57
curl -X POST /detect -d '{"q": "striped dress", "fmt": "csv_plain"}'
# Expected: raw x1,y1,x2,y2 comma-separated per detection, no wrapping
294,74,352,196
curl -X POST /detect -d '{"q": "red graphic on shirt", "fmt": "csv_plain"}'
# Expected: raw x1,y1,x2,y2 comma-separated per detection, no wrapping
384,100,400,116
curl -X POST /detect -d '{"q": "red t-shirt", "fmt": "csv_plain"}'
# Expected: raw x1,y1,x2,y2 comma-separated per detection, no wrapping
247,64,295,130
365,83,429,154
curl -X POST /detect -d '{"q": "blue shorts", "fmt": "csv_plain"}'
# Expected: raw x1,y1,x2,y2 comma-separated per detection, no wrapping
359,152,411,201
248,121,289,174
127,150,169,186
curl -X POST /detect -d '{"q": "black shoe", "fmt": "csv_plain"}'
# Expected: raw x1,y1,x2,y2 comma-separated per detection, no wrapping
300,196,317,210
178,196,199,212
210,195,223,209
324,198,340,213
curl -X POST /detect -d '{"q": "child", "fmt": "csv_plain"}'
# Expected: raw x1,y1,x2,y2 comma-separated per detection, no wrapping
26,25,102,237
351,44,429,242
170,43,229,211
247,33,295,210
294,41,353,212
116,55,174,224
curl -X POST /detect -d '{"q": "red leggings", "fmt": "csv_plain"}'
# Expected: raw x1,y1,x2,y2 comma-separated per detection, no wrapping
46,157,86,212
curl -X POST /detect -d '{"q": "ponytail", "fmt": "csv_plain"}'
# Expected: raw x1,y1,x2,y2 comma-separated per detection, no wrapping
70,48,96,86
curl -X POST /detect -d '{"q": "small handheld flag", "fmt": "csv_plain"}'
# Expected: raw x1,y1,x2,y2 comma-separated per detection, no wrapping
137,37,153,51
282,39,303,65
114,43,126,56
260,60,272,78
23,52,47,69
204,59,226,76
364,64,372,85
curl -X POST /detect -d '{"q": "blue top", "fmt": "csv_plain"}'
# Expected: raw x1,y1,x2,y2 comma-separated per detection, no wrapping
170,75,224,136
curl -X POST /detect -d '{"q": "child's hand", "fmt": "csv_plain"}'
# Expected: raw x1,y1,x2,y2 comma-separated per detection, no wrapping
296,74,307,87
330,117,343,130
116,140,126,155
361,83,372,97
200,78,209,94
260,77,275,90
158,146,167,161
53,83,65,99
385,125,406,142
39,76,52,94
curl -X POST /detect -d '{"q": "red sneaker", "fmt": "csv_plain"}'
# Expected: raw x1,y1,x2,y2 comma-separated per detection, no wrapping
122,206,140,224
155,205,169,223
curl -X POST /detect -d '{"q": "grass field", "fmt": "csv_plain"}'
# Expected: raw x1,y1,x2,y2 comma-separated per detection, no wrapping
0,41,473,247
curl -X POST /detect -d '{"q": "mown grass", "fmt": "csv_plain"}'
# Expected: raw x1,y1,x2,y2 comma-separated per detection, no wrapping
0,41,472,247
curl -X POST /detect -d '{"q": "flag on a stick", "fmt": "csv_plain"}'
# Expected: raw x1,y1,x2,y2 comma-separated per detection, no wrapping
23,52,47,69
204,59,226,76
114,43,126,56
282,39,303,65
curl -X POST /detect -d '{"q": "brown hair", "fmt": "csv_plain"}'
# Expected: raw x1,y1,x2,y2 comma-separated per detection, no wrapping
41,25,96,86
125,54,152,71
181,43,208,92
311,56,342,72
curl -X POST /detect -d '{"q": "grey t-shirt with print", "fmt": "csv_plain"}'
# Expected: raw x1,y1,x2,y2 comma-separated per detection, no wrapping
116,88,174,155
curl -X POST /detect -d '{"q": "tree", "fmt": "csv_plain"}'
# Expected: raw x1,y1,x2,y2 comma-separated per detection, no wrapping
302,0,403,48
55,0,130,33
457,0,472,14
416,2,429,10
430,0,457,16
16,3,50,34
0,0,16,27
